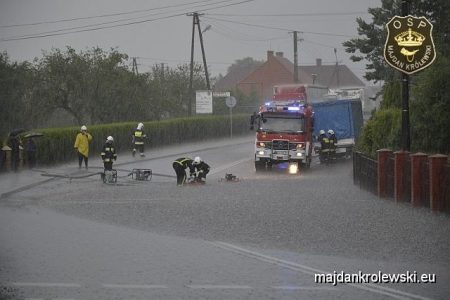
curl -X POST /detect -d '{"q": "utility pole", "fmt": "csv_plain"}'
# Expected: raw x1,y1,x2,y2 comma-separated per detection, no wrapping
292,31,303,83
401,0,411,151
293,31,298,83
188,13,196,116
334,48,340,88
132,57,139,75
187,12,211,116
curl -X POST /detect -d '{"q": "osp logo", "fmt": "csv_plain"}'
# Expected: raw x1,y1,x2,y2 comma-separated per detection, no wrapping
384,15,436,74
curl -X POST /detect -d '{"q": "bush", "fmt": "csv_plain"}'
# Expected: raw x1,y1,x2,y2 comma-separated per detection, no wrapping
356,108,401,157
33,115,250,165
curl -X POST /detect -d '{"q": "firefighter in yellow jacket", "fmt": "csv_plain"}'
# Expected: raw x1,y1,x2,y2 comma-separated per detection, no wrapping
74,125,93,168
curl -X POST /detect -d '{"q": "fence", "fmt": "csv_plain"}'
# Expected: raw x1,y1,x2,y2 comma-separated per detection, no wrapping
353,151,377,195
353,150,449,213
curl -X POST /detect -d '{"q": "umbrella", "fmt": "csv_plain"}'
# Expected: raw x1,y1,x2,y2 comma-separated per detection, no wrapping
23,132,44,138
9,128,26,137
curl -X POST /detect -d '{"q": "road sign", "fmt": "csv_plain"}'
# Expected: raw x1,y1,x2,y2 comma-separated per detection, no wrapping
196,90,213,114
225,96,237,108
213,91,230,98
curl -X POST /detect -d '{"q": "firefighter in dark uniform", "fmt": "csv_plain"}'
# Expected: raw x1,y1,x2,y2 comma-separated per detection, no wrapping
101,136,117,171
192,156,210,183
318,129,330,164
172,157,195,186
328,129,338,147
132,122,147,157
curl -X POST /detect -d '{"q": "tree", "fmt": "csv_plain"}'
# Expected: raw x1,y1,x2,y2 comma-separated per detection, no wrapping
0,52,33,138
344,0,450,82
410,55,450,154
347,0,450,154
227,57,263,75
34,47,91,125
159,62,207,117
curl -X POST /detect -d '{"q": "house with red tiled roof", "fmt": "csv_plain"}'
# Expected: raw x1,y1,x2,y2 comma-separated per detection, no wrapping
214,50,365,101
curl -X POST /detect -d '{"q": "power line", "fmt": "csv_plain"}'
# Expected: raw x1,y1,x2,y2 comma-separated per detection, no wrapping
0,13,183,42
202,16,356,38
0,0,254,42
1,0,239,39
207,19,289,42
207,11,369,17
0,0,216,28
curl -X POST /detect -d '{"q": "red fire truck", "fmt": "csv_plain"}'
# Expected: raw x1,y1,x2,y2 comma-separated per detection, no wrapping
252,84,326,172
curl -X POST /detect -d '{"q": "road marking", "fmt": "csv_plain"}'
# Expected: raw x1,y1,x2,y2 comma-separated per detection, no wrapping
11,282,81,288
102,284,168,289
272,285,336,291
25,298,76,300
210,241,432,300
187,284,252,289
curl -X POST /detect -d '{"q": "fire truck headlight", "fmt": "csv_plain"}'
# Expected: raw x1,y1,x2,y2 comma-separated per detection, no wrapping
258,150,265,155
289,163,298,174
296,152,303,157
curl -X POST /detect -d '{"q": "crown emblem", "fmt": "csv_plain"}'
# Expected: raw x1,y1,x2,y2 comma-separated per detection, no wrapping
395,28,425,47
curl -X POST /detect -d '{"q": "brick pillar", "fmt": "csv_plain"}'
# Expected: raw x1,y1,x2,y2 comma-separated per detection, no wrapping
377,149,392,198
394,151,409,202
429,154,448,212
410,153,428,207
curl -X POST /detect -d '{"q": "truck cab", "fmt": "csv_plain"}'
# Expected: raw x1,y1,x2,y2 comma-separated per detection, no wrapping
253,101,314,172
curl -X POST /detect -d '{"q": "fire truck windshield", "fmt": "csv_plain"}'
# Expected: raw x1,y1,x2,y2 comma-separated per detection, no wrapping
259,117,304,133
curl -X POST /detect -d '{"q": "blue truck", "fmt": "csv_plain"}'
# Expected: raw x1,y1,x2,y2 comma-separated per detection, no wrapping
312,98,364,158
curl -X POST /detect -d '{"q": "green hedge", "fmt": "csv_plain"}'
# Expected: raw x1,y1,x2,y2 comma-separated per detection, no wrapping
355,108,401,158
32,114,250,165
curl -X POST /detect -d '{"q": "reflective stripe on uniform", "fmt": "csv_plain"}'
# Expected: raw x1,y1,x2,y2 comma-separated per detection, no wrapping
134,131,142,137
174,158,190,166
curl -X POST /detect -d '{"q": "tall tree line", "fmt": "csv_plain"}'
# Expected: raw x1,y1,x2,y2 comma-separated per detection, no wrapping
0,47,209,138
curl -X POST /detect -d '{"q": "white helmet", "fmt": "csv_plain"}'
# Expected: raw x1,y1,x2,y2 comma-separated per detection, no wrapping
193,156,202,165
106,136,114,142
137,122,144,130
319,130,325,135
81,125,87,131
328,129,335,135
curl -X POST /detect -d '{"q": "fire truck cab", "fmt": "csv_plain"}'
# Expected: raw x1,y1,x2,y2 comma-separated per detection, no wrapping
253,100,314,172
252,84,322,172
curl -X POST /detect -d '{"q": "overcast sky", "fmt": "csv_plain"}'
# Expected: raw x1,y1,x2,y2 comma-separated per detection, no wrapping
0,0,381,84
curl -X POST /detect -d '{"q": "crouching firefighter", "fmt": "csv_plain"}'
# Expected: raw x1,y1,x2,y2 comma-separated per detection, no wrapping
101,136,117,171
172,157,195,186
192,156,210,183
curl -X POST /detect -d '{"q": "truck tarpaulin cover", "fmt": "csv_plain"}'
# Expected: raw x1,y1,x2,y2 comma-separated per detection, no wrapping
312,99,363,140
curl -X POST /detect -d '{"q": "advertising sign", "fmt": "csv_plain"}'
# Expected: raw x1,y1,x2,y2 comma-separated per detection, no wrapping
196,90,213,114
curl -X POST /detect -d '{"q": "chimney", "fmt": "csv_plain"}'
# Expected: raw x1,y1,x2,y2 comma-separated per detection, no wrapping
275,52,283,57
267,50,274,60
316,58,322,66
